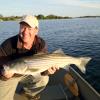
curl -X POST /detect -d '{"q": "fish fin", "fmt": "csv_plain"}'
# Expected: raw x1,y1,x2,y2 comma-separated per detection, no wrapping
79,57,92,73
52,48,65,55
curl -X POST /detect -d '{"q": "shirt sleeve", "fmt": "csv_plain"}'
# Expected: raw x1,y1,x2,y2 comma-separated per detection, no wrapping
0,45,8,71
0,45,7,57
0,39,13,56
0,39,13,65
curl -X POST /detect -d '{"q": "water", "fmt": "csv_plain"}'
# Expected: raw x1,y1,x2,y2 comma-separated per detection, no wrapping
0,18,100,93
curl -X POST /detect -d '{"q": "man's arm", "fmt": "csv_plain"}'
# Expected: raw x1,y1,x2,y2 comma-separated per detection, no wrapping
0,39,15,79
0,46,10,65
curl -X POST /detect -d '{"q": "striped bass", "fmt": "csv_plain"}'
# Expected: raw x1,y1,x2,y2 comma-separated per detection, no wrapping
3,49,91,75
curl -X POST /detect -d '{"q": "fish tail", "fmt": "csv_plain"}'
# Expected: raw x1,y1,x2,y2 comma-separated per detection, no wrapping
79,57,92,73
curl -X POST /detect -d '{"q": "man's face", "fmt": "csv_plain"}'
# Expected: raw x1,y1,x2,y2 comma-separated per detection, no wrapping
19,23,38,44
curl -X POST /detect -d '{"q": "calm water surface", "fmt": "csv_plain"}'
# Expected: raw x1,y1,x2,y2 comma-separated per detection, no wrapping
0,18,100,93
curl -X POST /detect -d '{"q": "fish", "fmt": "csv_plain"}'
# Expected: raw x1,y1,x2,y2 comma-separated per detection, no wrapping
3,49,91,75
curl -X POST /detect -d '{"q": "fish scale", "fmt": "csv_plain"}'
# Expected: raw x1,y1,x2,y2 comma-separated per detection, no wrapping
3,49,91,75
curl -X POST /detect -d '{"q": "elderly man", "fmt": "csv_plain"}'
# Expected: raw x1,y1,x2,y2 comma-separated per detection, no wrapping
0,15,59,100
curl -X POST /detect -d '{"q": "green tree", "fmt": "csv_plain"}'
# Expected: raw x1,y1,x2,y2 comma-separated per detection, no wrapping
37,14,44,19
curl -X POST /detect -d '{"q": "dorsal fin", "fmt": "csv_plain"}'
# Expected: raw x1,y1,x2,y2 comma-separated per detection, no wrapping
52,48,65,55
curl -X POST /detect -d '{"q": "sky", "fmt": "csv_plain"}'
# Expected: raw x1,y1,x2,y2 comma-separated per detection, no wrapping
0,0,100,17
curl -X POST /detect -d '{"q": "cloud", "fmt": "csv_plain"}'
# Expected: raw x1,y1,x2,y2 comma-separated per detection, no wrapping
52,0,100,9
82,3,100,9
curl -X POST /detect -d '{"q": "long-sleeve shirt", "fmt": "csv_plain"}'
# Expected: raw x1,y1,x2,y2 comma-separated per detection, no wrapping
0,35,47,74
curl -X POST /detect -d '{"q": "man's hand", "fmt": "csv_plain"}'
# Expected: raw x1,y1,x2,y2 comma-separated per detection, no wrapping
2,71,14,79
41,66,60,76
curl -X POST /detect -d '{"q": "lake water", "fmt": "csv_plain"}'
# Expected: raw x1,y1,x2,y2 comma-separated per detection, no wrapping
0,18,100,93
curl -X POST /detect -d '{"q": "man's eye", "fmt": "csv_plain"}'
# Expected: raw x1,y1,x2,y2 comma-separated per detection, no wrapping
29,28,32,29
28,28,32,30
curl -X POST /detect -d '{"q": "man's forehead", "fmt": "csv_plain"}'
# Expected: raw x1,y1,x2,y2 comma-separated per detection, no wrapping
20,22,31,28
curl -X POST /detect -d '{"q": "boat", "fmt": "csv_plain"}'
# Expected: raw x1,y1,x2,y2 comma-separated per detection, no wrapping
68,65,100,100
14,65,100,100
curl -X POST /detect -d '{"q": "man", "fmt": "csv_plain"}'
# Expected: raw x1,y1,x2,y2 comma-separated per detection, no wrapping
0,15,59,100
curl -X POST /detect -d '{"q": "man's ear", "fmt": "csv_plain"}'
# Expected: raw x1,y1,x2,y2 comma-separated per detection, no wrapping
35,28,39,35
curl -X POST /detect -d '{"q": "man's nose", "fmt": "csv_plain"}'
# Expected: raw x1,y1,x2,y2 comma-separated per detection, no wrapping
23,27,28,33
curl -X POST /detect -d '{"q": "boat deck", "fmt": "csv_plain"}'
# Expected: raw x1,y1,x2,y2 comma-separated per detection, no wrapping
14,65,100,100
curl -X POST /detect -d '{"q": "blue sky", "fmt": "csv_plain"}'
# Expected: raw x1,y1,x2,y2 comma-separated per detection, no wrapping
0,0,100,17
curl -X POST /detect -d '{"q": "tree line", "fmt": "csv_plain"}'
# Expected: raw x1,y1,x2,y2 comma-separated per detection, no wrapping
1,14,99,21
0,14,71,21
